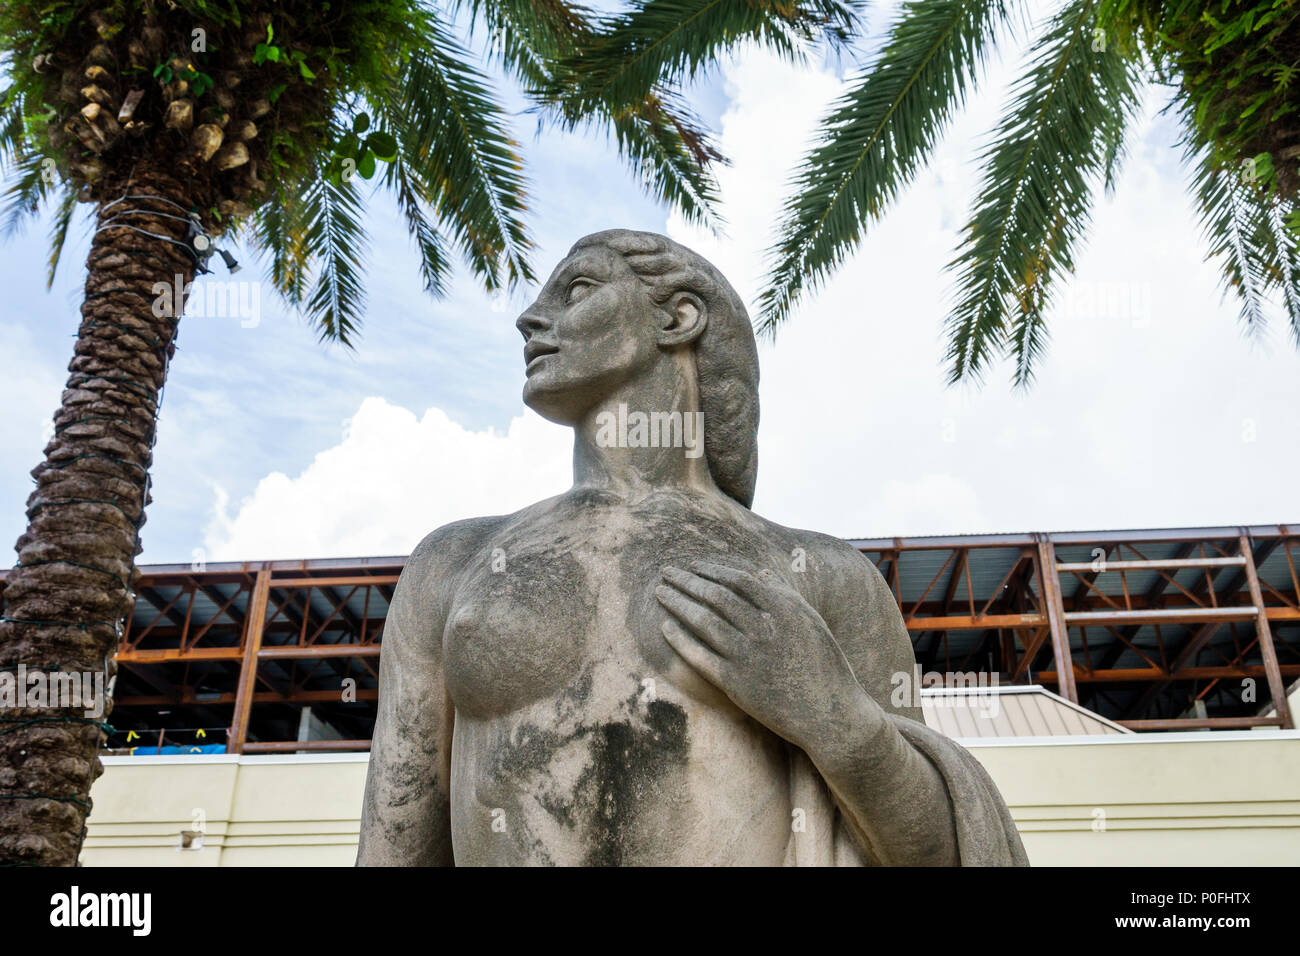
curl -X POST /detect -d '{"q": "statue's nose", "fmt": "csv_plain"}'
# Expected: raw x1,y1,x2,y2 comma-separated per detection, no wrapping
515,307,550,339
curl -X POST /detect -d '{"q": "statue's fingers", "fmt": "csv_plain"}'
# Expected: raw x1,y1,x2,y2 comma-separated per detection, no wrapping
662,566,755,630
655,583,740,656
688,560,773,609
661,618,728,688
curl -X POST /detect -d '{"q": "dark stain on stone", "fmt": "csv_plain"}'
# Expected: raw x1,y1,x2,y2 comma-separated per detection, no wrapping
495,722,565,780
579,698,689,866
563,486,625,510
560,669,594,712
487,721,579,831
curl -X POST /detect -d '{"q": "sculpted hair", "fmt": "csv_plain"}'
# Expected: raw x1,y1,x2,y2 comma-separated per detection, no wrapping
570,229,760,508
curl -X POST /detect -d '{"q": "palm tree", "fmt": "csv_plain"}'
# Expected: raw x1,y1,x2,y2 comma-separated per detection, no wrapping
0,0,855,865
756,0,1300,385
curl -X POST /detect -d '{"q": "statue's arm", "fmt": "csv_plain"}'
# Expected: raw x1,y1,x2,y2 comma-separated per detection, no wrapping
805,545,961,866
356,519,491,866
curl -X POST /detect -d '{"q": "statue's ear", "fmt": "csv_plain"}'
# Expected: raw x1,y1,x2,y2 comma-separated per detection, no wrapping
658,291,708,348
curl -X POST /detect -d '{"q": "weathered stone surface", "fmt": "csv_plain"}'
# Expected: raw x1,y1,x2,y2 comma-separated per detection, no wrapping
358,230,1028,867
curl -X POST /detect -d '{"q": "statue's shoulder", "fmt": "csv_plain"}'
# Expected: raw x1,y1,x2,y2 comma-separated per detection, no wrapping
748,513,913,697
803,529,883,582
404,495,566,578
747,512,886,592
407,515,507,569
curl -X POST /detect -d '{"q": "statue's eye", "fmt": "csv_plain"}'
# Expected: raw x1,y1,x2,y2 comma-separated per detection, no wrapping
566,278,594,304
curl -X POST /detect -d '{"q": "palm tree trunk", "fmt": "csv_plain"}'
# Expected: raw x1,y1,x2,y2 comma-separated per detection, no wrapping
0,158,197,866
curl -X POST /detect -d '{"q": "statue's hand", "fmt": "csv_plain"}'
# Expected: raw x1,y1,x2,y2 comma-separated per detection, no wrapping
656,561,878,754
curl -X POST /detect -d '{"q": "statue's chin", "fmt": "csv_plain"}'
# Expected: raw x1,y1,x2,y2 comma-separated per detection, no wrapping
524,361,639,426
522,382,582,426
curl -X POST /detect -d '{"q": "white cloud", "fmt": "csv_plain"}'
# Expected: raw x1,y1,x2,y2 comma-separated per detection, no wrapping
202,397,570,560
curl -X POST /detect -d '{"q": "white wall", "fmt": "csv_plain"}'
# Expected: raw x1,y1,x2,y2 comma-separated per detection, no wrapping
82,732,1300,866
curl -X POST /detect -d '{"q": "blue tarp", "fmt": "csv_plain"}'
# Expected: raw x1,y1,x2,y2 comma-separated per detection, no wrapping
127,745,227,755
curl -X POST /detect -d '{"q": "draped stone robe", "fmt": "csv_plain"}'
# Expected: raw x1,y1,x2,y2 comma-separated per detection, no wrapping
784,716,1029,866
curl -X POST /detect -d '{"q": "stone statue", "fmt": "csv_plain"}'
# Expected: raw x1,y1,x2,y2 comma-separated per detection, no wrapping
357,230,1028,866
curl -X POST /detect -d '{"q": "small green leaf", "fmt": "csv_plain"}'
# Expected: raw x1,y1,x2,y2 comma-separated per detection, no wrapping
357,150,376,180
352,112,370,134
365,131,397,161
268,83,287,103
254,42,282,63
298,60,316,80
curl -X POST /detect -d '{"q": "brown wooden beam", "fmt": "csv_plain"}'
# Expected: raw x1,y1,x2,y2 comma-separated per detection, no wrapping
257,644,381,660
1241,532,1292,729
904,612,1047,631
227,565,271,754
271,575,400,588
242,739,371,753
1118,716,1285,731
115,640,386,664
1010,626,1053,681
1039,664,1300,683
1036,538,1077,702
894,602,1297,637
116,688,379,707
116,616,394,644
117,647,244,663
941,549,967,615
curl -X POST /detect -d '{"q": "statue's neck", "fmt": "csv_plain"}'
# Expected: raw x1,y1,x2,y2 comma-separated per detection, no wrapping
572,352,718,501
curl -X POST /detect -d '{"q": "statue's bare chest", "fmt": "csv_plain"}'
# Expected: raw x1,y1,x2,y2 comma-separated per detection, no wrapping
441,496,792,718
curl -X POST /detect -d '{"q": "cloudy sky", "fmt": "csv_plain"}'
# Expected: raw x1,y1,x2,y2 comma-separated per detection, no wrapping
2,2,1298,566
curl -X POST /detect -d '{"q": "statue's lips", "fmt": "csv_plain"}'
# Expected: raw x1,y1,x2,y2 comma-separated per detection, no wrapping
524,342,559,372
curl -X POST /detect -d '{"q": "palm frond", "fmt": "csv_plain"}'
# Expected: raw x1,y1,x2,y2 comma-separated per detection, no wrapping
0,82,31,169
461,0,727,228
386,154,454,298
606,90,724,228
395,24,534,291
1003,206,1065,387
45,185,78,288
760,0,1016,331
1185,143,1276,337
457,0,592,86
0,145,54,238
547,0,862,117
943,0,1144,385
301,174,369,346
249,175,312,306
1099,101,1128,195
1264,200,1300,346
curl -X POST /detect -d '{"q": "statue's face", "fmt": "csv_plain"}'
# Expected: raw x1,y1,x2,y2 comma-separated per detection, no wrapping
517,244,663,424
